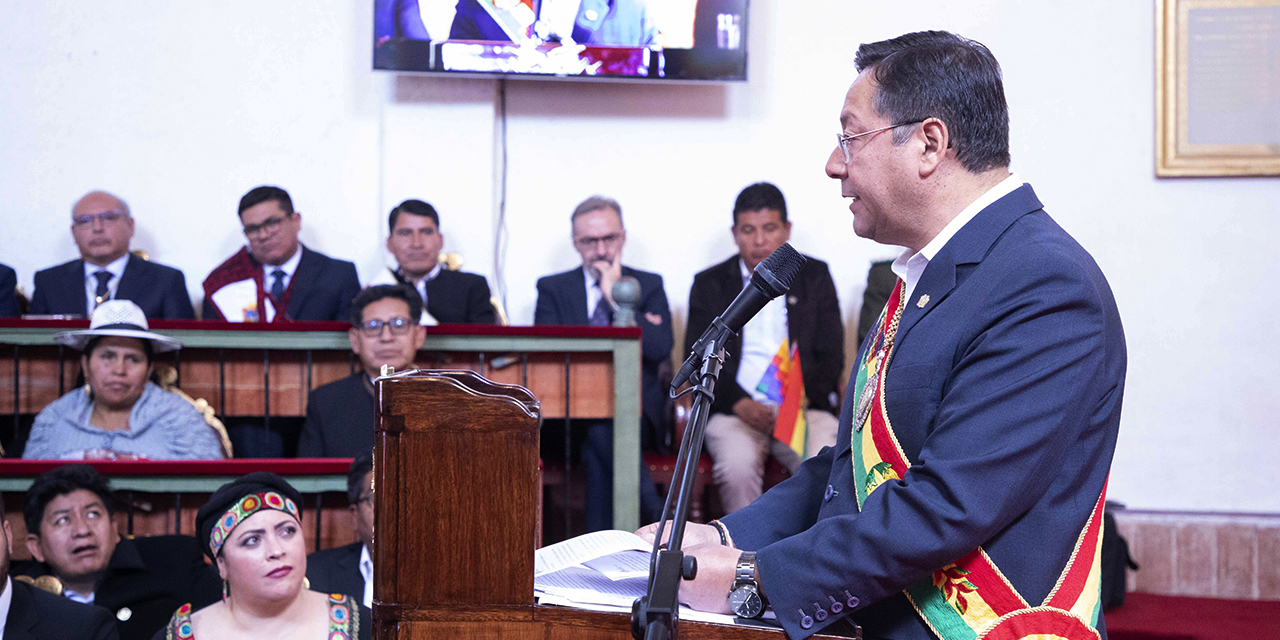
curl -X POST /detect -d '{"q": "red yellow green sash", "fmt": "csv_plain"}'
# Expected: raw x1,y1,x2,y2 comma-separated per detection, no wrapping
850,281,1106,640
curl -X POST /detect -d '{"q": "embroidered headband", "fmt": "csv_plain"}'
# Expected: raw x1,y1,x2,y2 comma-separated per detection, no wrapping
208,491,300,557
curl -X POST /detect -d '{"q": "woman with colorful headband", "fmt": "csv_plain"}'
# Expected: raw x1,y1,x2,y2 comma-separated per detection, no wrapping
155,472,369,640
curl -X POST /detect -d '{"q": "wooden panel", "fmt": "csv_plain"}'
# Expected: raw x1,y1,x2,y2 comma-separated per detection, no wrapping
379,373,539,608
0,346,80,414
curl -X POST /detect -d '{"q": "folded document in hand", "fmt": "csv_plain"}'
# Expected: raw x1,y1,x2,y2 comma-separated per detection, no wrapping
533,530,776,626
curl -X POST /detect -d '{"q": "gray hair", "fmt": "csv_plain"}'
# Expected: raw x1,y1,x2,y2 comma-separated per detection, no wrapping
570,195,623,225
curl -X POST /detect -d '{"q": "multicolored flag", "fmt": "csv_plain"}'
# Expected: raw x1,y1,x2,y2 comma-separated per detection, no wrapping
756,340,809,459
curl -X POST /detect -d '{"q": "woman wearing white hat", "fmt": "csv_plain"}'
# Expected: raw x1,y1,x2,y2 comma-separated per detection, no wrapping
23,300,226,460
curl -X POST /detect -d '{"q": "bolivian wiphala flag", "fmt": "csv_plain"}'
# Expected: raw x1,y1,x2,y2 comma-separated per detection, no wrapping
755,339,809,459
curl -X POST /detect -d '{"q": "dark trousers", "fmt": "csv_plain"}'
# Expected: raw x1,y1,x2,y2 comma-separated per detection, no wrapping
582,420,663,532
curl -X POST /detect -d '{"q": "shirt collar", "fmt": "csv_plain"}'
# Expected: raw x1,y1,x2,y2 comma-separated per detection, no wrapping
262,245,303,278
738,259,751,285
359,543,373,581
83,254,129,280
892,173,1022,295
0,577,11,631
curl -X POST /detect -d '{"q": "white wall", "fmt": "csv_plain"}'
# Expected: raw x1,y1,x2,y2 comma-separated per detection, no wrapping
1,1,1276,512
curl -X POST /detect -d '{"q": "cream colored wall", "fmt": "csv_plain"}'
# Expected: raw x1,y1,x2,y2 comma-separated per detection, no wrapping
1,1,1277,511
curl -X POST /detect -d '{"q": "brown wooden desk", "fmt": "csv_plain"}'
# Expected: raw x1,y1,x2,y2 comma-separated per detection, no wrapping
0,320,645,531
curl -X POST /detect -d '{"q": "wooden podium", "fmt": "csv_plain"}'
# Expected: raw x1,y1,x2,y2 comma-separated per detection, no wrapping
372,370,843,640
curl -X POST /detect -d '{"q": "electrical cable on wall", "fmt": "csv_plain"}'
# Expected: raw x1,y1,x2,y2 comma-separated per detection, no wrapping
493,78,510,317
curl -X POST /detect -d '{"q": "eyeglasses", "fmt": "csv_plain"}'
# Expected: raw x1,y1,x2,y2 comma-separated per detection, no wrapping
357,316,414,337
242,215,289,237
835,120,926,162
72,210,129,227
573,233,623,250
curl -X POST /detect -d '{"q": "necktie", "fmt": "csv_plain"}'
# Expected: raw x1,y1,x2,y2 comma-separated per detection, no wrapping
93,271,112,308
590,285,612,327
270,269,286,299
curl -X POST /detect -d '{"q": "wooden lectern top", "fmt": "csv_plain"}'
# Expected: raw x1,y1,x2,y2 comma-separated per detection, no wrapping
372,370,844,640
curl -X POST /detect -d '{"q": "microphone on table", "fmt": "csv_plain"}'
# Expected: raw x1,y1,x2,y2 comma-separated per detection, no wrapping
670,243,806,392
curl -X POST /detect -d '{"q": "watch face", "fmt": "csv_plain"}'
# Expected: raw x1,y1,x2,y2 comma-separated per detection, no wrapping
729,586,763,618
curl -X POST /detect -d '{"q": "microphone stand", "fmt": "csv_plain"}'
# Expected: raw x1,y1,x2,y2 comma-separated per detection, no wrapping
631,321,732,640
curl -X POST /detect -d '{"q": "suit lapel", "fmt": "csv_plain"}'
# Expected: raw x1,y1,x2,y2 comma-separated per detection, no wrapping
286,246,319,320
895,184,1044,343
115,254,144,304
567,267,590,325
6,581,39,640
64,259,89,317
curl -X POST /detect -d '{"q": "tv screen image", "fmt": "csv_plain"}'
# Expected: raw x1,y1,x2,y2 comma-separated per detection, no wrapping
374,0,749,82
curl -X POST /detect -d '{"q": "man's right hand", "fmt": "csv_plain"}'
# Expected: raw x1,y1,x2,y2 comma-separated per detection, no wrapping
635,521,726,548
733,397,776,436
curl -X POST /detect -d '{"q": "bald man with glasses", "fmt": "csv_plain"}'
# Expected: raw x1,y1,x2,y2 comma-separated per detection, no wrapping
298,284,426,457
28,191,195,319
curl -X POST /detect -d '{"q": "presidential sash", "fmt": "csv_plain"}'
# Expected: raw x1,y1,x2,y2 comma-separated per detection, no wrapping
850,281,1106,640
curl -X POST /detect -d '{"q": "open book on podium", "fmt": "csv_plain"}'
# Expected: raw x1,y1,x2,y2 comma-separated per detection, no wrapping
371,369,847,639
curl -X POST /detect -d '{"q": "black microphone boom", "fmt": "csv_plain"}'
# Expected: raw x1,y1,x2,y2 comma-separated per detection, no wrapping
671,243,806,391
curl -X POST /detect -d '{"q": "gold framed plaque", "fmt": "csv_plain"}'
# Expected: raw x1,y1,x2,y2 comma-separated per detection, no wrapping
1156,0,1280,176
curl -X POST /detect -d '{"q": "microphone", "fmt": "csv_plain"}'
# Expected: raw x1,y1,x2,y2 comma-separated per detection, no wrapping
671,243,806,391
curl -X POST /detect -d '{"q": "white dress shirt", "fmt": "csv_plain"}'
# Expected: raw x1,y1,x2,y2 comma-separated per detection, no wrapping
83,254,128,314
360,543,373,609
259,246,302,322
407,263,442,309
582,266,608,317
892,173,1023,303
0,577,12,632
734,260,790,404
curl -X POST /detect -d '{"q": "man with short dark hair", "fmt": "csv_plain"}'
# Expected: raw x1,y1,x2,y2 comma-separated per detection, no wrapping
685,182,844,514
28,191,195,319
305,452,374,606
16,465,220,640
297,285,426,457
644,32,1126,640
202,186,361,322
535,196,670,531
367,199,497,325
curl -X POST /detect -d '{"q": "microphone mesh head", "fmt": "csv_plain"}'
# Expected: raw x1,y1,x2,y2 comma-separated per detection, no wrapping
751,243,806,297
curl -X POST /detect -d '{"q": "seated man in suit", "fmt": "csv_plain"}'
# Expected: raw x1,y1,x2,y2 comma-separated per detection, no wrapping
0,263,17,317
297,285,425,457
202,186,361,322
306,453,373,607
686,182,844,514
0,494,120,640
367,199,497,325
28,191,195,319
17,465,221,640
534,195,668,531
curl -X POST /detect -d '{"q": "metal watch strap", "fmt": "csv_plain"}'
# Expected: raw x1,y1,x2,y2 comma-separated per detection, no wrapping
734,551,758,589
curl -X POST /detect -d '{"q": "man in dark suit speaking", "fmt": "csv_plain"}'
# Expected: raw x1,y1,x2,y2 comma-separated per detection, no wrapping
686,182,844,514
535,195,669,532
298,285,425,457
368,199,496,325
28,191,195,320
642,32,1126,640
202,186,360,323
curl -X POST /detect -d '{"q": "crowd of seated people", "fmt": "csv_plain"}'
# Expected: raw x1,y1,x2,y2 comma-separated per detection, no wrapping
0,462,372,640
4,182,859,526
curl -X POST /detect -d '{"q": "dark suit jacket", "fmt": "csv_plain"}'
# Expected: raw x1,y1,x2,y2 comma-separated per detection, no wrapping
534,266,673,448
298,373,374,458
305,542,365,604
28,255,195,319
422,270,497,324
15,536,221,640
685,255,844,417
4,579,119,640
0,263,18,317
720,185,1126,640
202,245,360,322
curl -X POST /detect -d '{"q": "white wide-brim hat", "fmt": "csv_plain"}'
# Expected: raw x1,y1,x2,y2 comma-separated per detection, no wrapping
53,299,183,353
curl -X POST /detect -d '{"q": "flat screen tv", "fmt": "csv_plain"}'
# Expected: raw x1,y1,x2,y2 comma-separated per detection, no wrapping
374,0,749,82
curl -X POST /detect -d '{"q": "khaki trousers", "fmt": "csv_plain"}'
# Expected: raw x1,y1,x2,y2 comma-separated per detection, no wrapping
703,409,839,514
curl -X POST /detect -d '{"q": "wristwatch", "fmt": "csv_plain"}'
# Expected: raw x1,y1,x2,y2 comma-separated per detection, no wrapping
728,551,764,618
